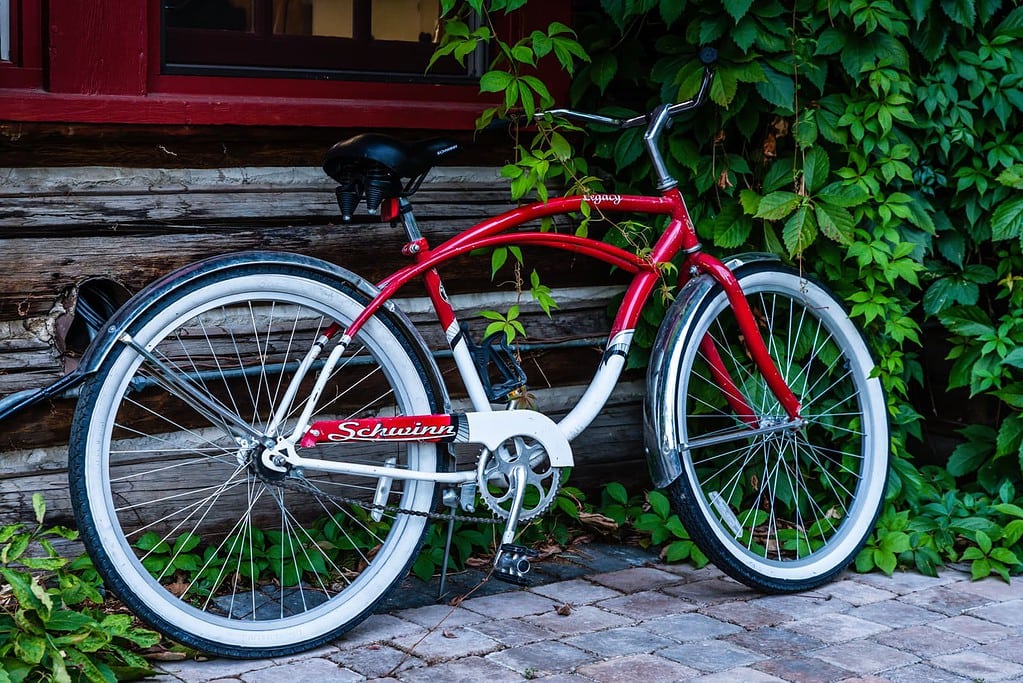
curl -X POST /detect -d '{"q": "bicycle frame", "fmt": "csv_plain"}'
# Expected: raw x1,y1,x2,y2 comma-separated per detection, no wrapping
288,186,802,470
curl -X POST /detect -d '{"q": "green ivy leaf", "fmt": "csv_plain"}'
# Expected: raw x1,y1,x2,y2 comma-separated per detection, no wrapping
755,191,801,220
991,195,1023,241
647,491,671,519
815,203,855,244
722,0,754,22
803,148,830,194
938,306,994,337
941,0,977,26
591,53,618,93
923,277,980,316
782,204,817,255
479,71,514,93
755,64,795,110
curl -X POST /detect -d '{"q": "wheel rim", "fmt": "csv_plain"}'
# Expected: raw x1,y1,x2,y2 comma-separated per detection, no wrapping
680,272,886,579
79,274,436,649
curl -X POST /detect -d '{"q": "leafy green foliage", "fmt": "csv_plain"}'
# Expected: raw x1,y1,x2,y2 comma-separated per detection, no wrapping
633,491,709,566
435,0,1023,579
558,0,1023,578
0,494,160,682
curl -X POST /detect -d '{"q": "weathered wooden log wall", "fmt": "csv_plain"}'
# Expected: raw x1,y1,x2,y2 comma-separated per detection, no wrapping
0,162,648,525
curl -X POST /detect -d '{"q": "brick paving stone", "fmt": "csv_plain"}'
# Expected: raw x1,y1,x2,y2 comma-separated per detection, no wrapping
700,601,790,629
338,613,427,648
459,590,559,620
661,577,756,605
567,543,660,573
585,566,685,593
851,569,960,594
782,613,889,643
883,663,976,683
468,617,553,646
956,576,1023,602
240,658,361,683
930,650,1023,681
653,562,726,581
266,643,342,666
753,593,854,619
529,578,622,604
807,640,918,674
690,667,787,682
485,640,596,676
329,643,423,678
391,603,488,629
871,624,973,657
390,625,502,663
896,585,991,616
815,579,897,606
725,625,825,657
659,639,767,672
524,604,633,636
398,655,525,683
156,657,276,682
848,599,942,628
641,611,743,642
931,614,1017,643
753,655,855,683
563,625,677,657
573,653,700,682
968,598,1023,627
978,636,1023,665
596,589,698,620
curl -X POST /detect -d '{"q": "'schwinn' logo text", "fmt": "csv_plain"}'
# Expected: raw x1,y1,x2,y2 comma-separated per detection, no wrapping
325,420,456,442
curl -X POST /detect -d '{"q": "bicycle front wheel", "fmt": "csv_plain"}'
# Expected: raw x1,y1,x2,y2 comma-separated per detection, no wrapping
69,259,444,657
669,264,888,592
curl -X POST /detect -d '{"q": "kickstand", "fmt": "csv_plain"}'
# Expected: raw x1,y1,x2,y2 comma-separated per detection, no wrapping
437,505,457,601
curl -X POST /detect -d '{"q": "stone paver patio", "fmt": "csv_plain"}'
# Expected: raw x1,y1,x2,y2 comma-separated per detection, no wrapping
155,544,1023,682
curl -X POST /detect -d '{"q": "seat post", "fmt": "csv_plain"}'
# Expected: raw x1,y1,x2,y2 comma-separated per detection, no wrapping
397,197,424,244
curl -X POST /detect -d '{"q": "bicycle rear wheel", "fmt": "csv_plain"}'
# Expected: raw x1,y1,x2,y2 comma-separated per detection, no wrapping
69,259,444,657
669,264,888,592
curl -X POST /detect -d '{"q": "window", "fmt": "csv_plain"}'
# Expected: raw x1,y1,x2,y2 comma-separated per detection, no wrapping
162,0,481,81
1,0,10,61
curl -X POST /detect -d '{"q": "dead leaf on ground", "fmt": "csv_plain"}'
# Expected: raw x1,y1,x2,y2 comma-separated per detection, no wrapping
555,603,572,616
578,511,619,534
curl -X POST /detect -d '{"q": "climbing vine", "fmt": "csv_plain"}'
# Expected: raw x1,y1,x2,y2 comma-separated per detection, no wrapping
438,0,1023,579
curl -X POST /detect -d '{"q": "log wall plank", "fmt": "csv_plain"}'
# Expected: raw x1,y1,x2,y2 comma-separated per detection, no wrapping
0,164,649,527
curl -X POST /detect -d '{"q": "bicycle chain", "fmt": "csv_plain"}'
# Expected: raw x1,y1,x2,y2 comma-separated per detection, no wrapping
280,474,508,525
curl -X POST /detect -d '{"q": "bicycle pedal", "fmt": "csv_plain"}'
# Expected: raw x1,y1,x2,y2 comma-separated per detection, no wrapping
463,326,527,402
493,543,538,586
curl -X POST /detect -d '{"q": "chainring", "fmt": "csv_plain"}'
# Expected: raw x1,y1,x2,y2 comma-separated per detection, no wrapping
476,437,561,520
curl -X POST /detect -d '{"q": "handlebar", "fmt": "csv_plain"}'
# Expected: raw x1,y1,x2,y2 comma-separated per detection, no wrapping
536,47,717,191
537,47,717,131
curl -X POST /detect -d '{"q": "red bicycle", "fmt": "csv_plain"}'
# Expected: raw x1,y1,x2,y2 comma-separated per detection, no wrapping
52,52,888,657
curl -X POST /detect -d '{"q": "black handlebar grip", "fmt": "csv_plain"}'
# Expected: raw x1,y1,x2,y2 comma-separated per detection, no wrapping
699,46,719,66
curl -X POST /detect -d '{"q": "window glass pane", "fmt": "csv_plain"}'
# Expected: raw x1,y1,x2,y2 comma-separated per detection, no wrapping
166,0,253,31
372,0,440,43
0,0,9,61
274,0,353,37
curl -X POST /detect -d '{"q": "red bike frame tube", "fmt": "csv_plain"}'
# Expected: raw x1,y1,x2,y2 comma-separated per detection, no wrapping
347,194,674,336
336,189,801,421
690,251,802,419
698,336,759,426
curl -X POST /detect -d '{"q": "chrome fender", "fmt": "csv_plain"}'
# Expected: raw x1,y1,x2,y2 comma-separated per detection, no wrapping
642,253,780,489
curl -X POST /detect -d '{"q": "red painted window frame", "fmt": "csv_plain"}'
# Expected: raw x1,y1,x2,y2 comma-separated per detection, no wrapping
0,0,569,130
0,0,42,88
